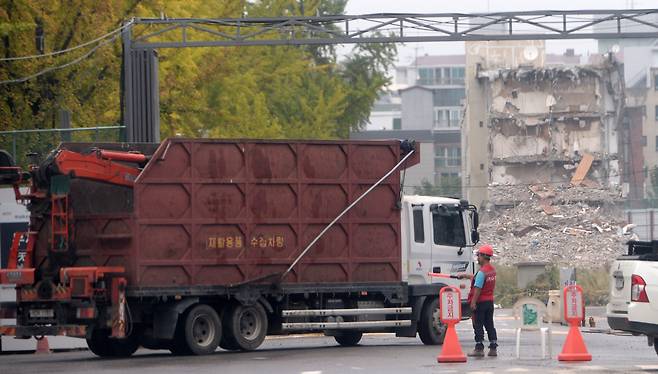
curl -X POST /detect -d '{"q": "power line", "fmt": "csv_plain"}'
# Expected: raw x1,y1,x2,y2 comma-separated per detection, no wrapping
0,22,131,62
0,33,120,85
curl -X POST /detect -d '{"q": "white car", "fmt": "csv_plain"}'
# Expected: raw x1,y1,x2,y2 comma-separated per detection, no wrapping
607,240,658,356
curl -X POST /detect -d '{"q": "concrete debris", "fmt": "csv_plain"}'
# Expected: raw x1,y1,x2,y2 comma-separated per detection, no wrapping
482,183,627,268
478,65,602,83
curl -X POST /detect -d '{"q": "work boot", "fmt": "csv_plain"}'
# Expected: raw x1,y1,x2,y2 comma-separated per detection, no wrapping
488,346,498,357
468,346,485,357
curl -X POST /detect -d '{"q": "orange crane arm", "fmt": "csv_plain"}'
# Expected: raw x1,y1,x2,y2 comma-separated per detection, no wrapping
53,149,145,187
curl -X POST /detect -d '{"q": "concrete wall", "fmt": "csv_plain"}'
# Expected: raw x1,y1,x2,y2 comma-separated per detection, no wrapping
366,111,400,131
401,87,433,130
401,141,436,195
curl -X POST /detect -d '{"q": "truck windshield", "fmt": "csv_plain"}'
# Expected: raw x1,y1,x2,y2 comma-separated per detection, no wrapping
431,205,466,247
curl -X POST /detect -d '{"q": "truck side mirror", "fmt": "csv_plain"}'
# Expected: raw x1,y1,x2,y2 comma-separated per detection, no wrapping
471,230,480,244
472,211,479,230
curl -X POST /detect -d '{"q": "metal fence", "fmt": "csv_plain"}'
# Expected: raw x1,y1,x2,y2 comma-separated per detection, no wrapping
626,208,658,241
0,126,125,166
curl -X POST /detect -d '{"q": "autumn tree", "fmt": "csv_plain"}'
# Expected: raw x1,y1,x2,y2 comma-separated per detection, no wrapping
0,0,396,158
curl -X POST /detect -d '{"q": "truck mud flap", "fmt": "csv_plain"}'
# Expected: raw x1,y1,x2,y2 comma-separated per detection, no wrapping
0,324,86,338
395,296,424,338
153,297,199,340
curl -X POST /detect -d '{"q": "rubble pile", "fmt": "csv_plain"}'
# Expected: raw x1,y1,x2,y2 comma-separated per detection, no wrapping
480,184,628,268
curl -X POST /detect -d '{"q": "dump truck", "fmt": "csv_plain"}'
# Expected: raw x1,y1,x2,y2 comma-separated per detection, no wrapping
0,138,479,356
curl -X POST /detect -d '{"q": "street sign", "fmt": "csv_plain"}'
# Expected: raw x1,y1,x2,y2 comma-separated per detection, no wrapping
563,284,584,323
440,286,461,324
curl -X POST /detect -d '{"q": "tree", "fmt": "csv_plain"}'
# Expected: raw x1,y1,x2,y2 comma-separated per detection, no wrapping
0,0,396,156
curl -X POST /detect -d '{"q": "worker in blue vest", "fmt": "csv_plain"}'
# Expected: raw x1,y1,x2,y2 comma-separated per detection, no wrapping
458,244,498,357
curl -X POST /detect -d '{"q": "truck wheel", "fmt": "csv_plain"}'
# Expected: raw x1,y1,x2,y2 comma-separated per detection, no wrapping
219,305,241,351
334,331,363,346
110,335,140,357
87,329,139,358
181,304,222,355
87,329,114,357
226,303,268,351
418,297,446,345
654,338,658,356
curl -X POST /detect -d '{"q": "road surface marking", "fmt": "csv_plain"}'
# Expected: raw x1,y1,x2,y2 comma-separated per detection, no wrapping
300,371,322,374
505,369,530,372
636,364,658,370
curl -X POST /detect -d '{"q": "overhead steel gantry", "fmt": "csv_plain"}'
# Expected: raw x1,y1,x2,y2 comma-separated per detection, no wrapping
121,9,658,142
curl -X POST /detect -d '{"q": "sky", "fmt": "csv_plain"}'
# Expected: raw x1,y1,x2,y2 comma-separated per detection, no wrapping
340,0,657,66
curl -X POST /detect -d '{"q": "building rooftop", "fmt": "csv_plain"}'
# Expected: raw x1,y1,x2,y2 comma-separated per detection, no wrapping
409,54,465,67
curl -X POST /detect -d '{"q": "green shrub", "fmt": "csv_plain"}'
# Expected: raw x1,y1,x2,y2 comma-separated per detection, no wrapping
492,265,610,307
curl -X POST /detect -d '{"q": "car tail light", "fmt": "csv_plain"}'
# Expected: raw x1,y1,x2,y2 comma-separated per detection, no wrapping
631,274,649,303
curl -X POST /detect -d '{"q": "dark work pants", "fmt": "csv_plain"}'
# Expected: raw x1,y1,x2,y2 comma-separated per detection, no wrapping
472,300,497,348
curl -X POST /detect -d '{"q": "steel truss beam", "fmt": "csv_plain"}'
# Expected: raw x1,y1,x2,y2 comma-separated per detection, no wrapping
129,9,658,49
122,10,658,142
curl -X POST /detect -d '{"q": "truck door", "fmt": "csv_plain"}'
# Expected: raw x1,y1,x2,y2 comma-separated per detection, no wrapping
429,204,471,293
406,204,433,284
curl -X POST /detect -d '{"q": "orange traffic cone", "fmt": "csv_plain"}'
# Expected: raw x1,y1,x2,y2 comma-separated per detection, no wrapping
437,323,467,363
557,323,591,361
35,337,51,354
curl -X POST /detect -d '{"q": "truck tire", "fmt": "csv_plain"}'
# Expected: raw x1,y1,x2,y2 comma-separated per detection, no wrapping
181,304,222,355
219,305,241,351
654,338,658,356
418,297,447,345
225,303,268,351
87,329,114,357
87,329,139,358
334,331,363,347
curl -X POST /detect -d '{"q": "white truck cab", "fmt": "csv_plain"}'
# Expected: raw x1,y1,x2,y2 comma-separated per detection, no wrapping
401,195,479,304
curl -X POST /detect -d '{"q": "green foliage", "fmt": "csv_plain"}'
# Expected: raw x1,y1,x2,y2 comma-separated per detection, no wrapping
493,265,610,307
639,166,658,208
493,266,521,308
650,166,658,197
578,267,610,306
414,177,462,197
336,38,396,137
0,0,396,153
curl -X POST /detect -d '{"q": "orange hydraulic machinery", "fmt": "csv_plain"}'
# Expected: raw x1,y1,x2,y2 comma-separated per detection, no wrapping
0,147,146,339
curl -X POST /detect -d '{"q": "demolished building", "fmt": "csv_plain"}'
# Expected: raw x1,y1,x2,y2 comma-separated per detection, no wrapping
478,59,625,197
462,42,630,267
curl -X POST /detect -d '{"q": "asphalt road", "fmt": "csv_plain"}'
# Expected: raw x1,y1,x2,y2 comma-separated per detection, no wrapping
1,308,657,374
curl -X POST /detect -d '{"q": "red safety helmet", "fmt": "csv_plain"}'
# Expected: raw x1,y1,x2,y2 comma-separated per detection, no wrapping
477,244,494,257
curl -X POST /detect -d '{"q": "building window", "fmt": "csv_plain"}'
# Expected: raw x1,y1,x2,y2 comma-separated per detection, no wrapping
433,108,461,129
417,67,465,85
433,88,465,106
655,136,658,152
451,67,465,84
418,68,433,85
655,105,658,121
392,118,401,130
655,74,658,91
642,136,647,146
435,146,461,167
